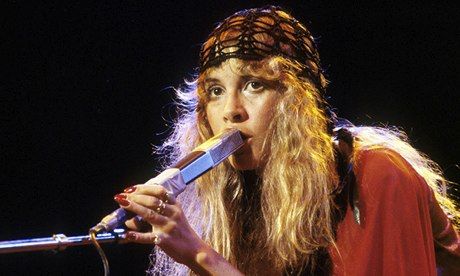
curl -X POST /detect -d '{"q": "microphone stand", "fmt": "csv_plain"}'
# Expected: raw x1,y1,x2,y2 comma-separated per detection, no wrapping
0,229,127,254
1,129,243,274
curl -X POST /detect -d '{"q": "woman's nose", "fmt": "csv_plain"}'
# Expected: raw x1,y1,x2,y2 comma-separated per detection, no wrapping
223,93,248,123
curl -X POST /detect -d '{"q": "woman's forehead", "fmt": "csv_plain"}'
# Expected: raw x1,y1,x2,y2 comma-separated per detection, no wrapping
203,59,264,80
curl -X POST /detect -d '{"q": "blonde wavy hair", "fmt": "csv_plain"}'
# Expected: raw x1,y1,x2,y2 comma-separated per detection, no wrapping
151,56,459,275
158,57,337,275
150,8,459,276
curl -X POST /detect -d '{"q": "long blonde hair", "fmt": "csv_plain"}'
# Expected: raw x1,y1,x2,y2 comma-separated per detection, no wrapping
151,56,459,275
150,7,458,274
158,57,337,274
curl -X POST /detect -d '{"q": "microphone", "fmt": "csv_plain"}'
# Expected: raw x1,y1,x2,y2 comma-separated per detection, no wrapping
90,129,243,234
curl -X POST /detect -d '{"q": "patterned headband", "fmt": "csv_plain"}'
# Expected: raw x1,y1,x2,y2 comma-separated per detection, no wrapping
199,6,325,92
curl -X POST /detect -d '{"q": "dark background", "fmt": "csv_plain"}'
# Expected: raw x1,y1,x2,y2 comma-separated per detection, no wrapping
1,1,459,275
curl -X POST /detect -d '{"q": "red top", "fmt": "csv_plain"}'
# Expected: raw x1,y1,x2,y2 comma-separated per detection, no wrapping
332,148,460,275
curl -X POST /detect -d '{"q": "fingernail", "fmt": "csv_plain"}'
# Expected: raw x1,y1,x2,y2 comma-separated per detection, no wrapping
114,194,130,206
126,232,136,240
123,186,137,193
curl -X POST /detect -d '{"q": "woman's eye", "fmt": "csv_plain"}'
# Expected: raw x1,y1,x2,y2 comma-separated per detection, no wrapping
245,81,264,92
208,87,224,98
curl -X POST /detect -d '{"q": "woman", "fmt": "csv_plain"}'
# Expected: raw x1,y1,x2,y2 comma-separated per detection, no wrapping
113,6,459,275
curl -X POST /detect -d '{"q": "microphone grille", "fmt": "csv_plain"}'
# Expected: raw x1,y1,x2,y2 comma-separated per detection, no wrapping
208,129,243,165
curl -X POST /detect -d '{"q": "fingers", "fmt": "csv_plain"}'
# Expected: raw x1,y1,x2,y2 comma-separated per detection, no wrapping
123,184,176,204
115,183,181,245
125,215,151,232
123,194,174,216
126,231,165,245
114,194,168,225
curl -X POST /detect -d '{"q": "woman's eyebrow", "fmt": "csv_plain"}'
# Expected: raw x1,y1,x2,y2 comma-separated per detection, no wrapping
203,77,220,84
240,75,252,81
240,75,269,82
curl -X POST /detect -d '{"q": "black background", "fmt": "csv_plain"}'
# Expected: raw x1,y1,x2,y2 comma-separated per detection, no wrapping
2,1,459,275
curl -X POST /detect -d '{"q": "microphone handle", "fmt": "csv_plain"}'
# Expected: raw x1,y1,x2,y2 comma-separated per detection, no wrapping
90,129,243,233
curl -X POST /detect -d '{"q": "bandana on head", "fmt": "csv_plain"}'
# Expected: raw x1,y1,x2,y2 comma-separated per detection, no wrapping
199,5,325,92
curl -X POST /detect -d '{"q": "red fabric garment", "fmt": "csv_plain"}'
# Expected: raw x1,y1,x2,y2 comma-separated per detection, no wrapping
331,148,460,275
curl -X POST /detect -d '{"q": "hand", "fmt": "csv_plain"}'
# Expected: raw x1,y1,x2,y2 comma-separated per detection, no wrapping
114,184,207,266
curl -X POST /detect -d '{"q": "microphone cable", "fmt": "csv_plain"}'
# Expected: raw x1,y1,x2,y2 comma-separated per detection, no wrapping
89,230,110,276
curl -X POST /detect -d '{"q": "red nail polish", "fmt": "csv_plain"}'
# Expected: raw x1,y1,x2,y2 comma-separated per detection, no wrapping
123,186,137,193
114,194,130,206
126,232,136,240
